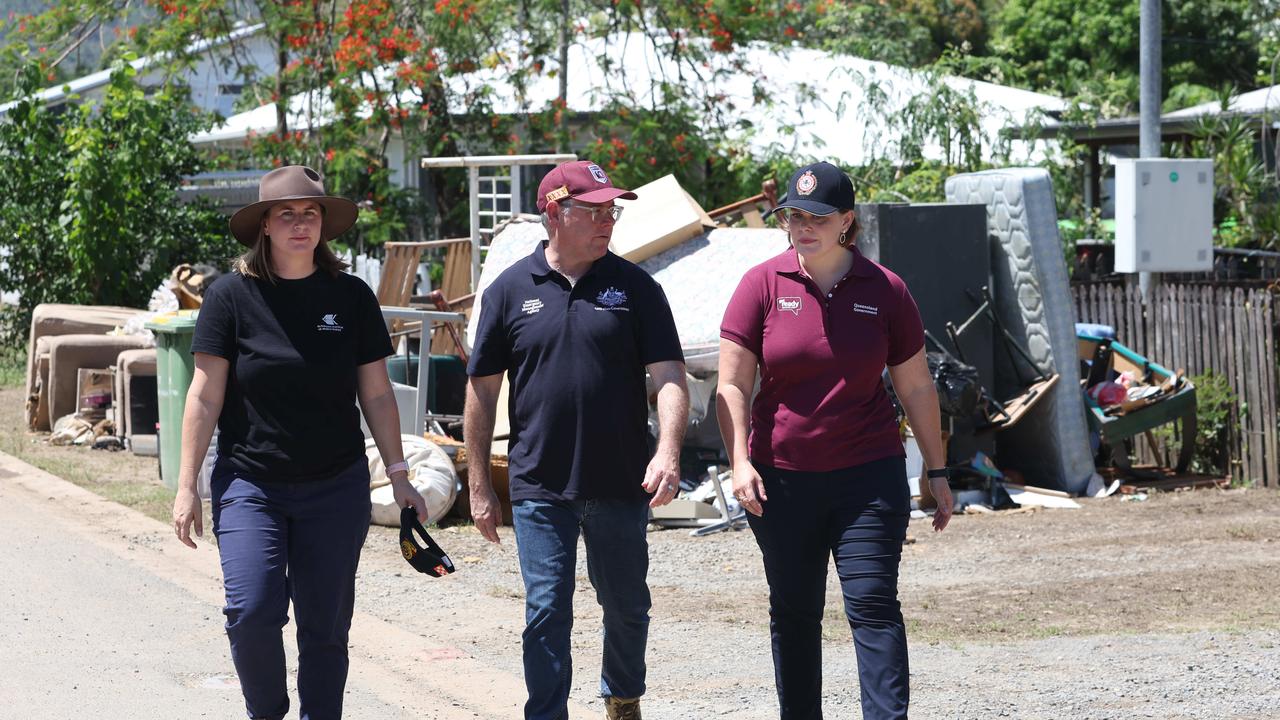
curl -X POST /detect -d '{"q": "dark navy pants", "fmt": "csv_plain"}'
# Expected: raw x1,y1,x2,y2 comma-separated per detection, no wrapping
211,458,371,720
747,456,912,720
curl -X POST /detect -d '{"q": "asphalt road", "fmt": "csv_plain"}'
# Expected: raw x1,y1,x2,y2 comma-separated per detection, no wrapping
0,450,590,720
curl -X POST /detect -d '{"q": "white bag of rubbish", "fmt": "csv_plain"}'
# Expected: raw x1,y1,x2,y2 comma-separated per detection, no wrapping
365,435,459,527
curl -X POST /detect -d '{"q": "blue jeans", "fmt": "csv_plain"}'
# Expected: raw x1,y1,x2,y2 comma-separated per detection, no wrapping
211,458,371,720
512,498,651,720
747,456,912,720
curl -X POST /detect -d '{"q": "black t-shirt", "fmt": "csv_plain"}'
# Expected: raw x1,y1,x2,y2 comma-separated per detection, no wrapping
191,269,393,482
468,246,684,502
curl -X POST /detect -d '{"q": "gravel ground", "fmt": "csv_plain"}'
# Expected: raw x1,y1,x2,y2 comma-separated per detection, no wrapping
347,488,1280,719
5,379,1278,718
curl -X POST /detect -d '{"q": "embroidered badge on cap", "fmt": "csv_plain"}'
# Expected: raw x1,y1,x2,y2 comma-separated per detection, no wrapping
545,185,570,204
587,164,609,183
796,170,818,196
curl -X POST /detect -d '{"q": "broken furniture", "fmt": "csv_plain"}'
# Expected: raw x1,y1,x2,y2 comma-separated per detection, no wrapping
707,179,779,228
937,285,1061,431
610,174,717,261
25,303,146,431
946,168,1096,494
420,153,577,293
1077,333,1197,473
377,239,473,357
856,202,994,465
650,466,748,536
113,348,159,455
32,333,152,432
468,220,790,375
369,306,467,438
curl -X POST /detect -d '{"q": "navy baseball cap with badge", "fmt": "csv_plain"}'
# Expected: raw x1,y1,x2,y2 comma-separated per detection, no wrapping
399,506,455,578
536,160,638,212
764,161,856,219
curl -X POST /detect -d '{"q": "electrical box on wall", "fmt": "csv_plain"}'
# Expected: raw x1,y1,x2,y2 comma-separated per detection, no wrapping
1113,158,1214,273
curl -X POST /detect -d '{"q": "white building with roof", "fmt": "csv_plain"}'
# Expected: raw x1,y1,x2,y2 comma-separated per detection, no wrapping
191,33,1067,190
0,22,274,119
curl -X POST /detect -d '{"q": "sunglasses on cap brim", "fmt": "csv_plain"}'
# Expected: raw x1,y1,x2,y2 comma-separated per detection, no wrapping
399,505,456,578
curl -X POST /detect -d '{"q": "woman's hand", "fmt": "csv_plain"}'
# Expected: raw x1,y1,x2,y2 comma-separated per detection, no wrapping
731,460,768,517
391,474,429,523
927,477,953,532
173,487,203,549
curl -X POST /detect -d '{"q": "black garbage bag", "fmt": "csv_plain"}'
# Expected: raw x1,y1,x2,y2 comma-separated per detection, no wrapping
927,352,981,418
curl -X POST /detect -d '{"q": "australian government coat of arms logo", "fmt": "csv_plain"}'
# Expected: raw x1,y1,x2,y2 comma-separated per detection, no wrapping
595,286,629,311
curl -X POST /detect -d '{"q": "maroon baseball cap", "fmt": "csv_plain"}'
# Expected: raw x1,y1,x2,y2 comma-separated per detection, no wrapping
536,160,637,212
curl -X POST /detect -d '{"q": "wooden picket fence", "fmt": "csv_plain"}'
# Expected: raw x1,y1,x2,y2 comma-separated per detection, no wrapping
1071,282,1278,487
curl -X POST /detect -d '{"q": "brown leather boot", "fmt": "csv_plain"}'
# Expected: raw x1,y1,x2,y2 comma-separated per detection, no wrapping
604,695,642,720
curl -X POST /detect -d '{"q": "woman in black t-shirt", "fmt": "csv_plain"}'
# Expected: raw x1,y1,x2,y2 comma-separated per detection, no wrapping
172,165,427,720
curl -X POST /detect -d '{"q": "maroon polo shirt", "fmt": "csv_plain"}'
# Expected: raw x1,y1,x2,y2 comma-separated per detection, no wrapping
720,247,924,472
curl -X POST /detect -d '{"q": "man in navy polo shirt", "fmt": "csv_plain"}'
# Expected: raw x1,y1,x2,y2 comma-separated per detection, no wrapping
464,160,689,720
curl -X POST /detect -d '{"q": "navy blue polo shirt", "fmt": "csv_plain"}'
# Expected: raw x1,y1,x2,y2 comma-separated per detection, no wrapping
467,245,684,502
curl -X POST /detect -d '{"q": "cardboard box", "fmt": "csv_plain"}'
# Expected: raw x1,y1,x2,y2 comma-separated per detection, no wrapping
609,174,717,262
76,368,114,421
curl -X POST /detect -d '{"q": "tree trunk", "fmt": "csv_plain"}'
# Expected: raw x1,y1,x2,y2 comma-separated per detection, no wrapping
557,0,569,150
275,34,289,163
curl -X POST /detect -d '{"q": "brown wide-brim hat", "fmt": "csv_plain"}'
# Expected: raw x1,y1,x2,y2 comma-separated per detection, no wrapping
229,165,358,246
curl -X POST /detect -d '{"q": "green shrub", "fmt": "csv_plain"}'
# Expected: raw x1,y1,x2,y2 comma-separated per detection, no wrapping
0,59,235,348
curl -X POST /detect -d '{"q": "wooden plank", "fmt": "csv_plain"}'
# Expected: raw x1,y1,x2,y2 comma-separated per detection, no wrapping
1199,286,1211,375
1256,290,1271,486
1185,285,1195,368
1251,289,1266,486
1246,288,1260,486
1139,284,1152,360
1251,290,1271,487
1223,287,1239,484
1103,284,1114,332
1176,285,1188,372
1236,288,1250,484
1240,288,1255,485
1265,291,1278,487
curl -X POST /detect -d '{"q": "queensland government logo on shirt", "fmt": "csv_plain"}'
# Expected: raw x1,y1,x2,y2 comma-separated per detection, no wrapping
853,303,879,316
595,287,629,311
317,313,344,332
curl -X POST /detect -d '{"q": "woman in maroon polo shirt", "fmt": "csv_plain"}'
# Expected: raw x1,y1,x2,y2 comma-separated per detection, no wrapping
717,161,953,720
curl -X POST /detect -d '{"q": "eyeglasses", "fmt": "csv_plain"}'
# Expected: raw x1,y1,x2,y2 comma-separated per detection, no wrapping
777,208,834,228
561,201,624,223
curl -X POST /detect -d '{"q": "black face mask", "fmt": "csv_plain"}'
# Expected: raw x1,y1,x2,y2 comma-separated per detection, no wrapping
399,506,456,577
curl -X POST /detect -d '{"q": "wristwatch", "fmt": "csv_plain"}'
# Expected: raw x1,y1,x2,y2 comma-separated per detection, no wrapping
925,467,951,480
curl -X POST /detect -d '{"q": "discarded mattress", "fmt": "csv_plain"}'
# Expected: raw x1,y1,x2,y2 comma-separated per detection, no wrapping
365,435,459,527
466,222,789,374
945,168,1095,494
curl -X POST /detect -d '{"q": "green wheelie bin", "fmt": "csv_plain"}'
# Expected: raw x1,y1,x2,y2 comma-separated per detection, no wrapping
145,310,199,490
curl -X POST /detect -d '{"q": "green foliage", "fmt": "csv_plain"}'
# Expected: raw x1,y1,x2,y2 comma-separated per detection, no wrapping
1153,371,1238,476
1168,89,1280,249
993,0,1260,114
0,324,25,387
0,58,234,347
6,0,1275,255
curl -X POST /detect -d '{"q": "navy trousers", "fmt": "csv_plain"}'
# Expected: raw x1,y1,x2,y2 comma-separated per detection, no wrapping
211,458,371,720
747,456,912,720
